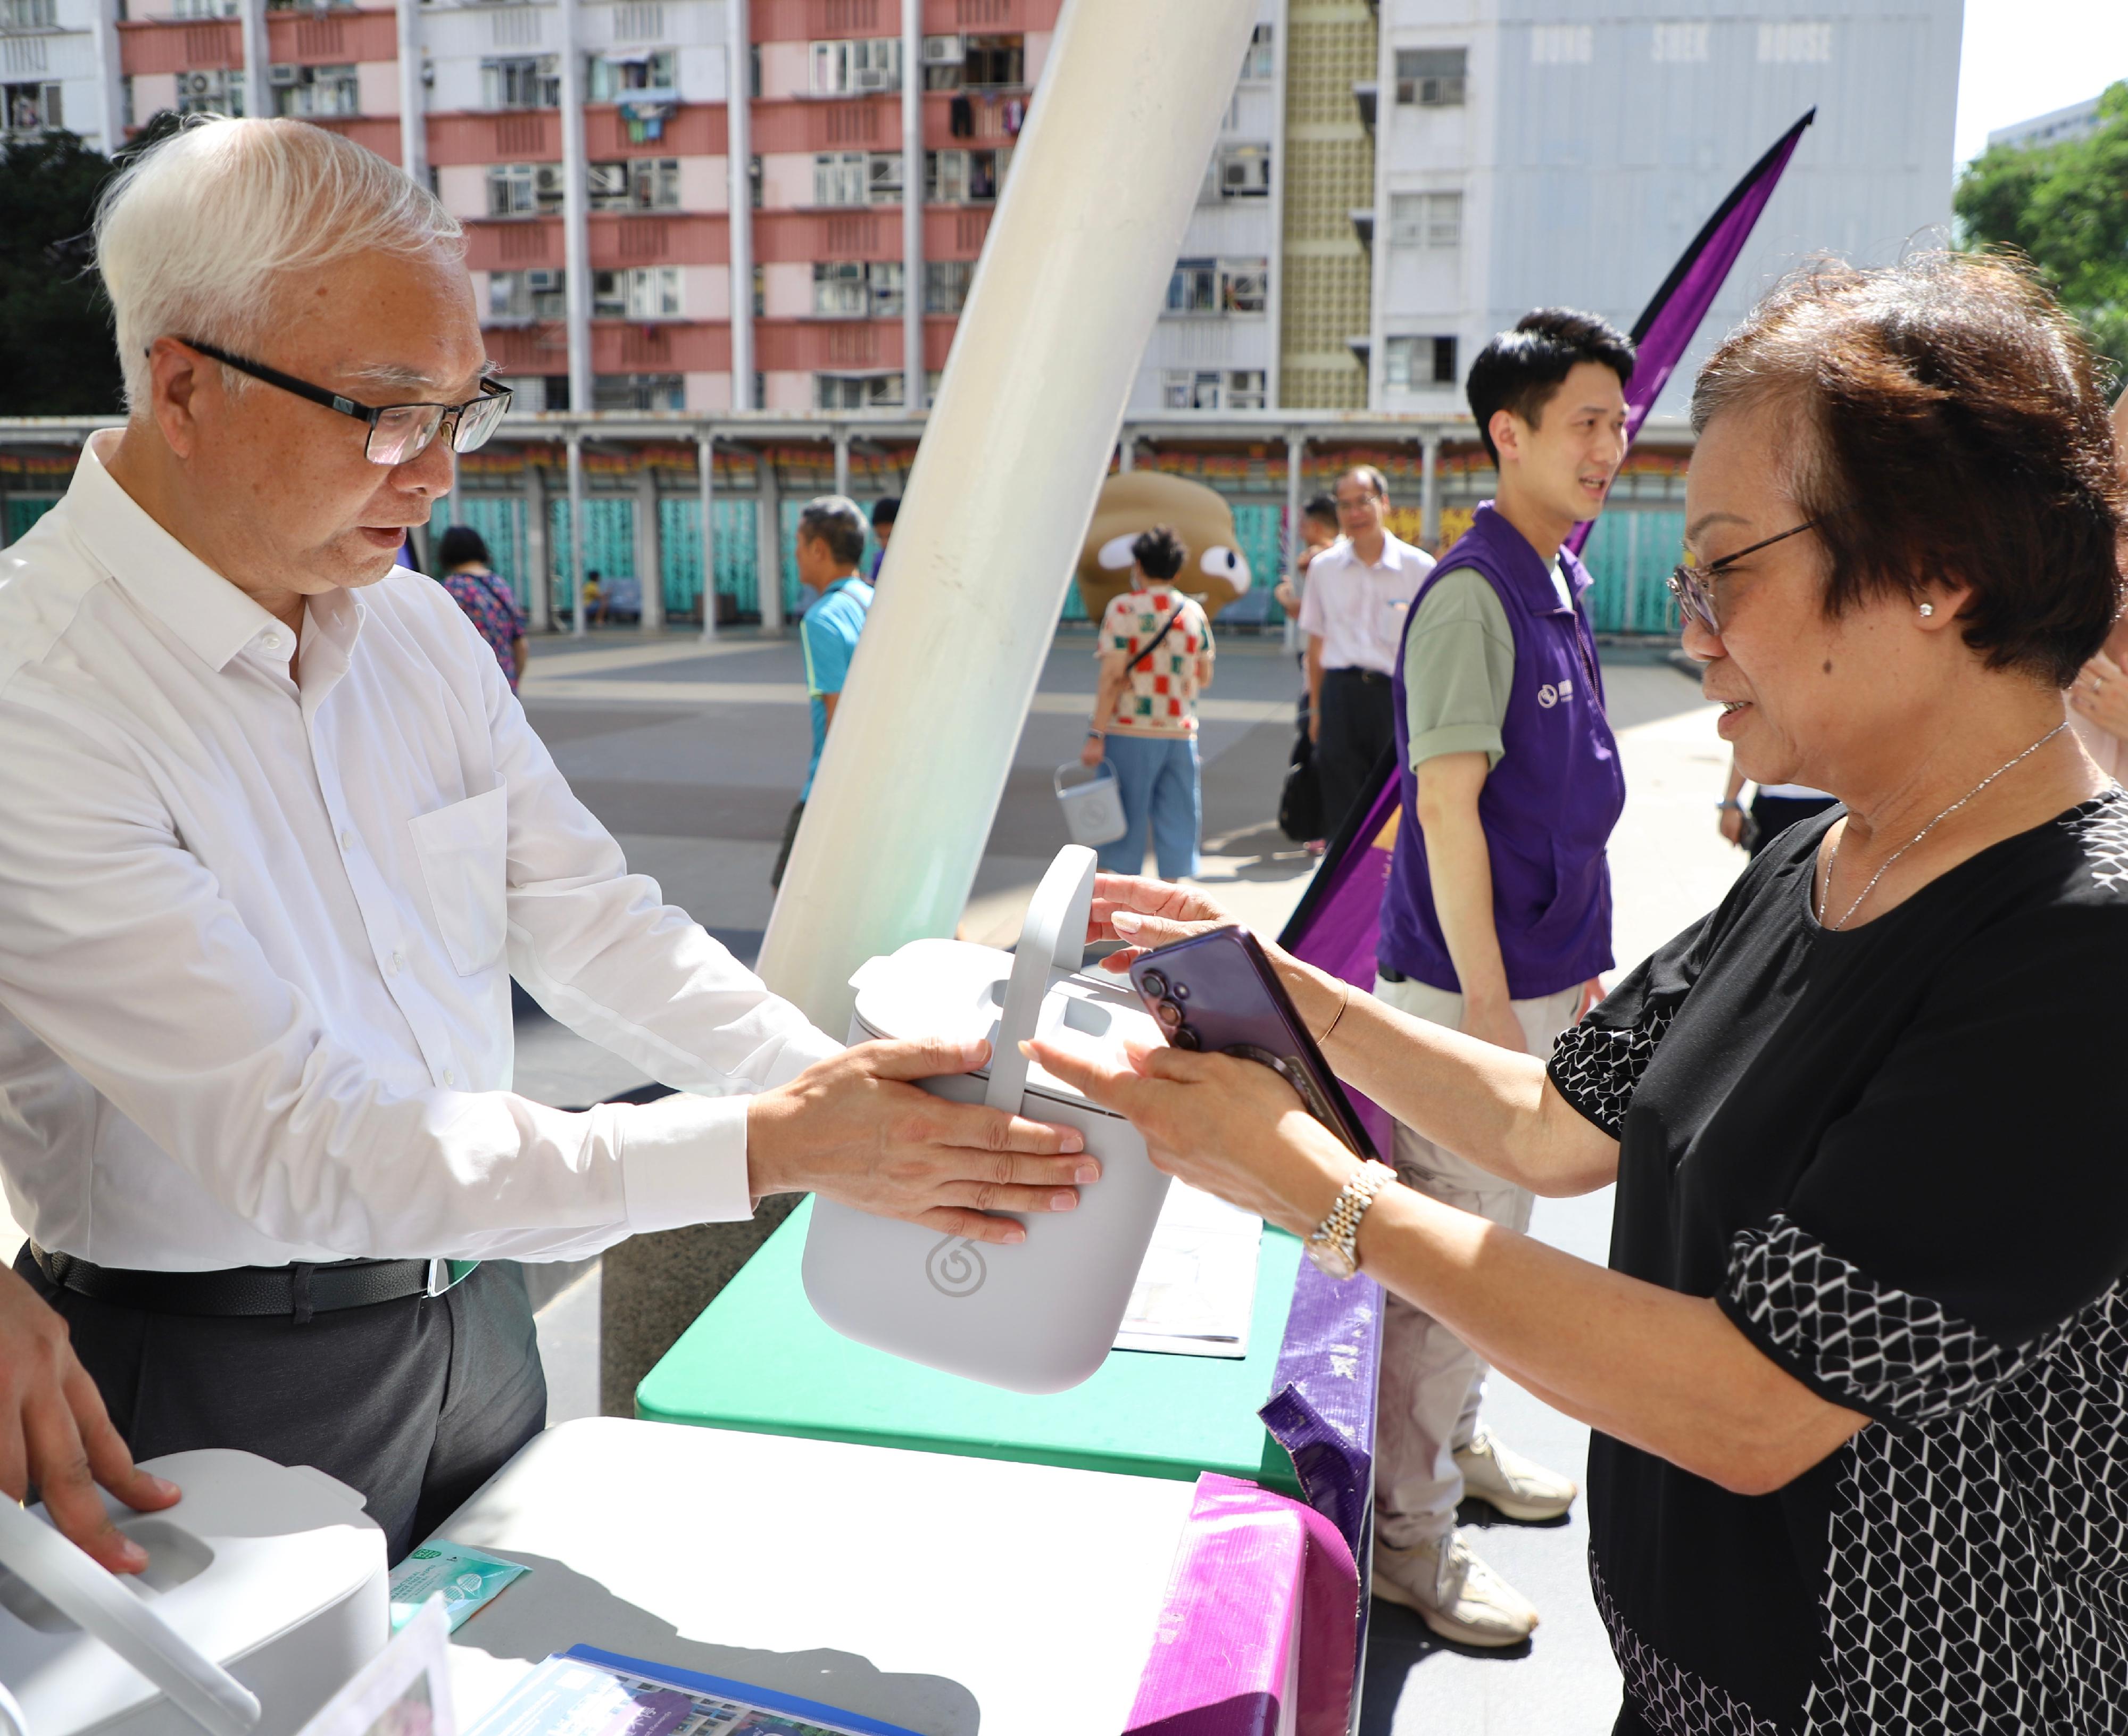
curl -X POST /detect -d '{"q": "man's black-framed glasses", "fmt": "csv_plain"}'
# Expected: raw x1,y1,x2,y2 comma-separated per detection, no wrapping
1667,515,1832,636
177,338,512,467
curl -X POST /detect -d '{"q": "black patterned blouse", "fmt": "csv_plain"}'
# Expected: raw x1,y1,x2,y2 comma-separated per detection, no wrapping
1548,793,2128,1735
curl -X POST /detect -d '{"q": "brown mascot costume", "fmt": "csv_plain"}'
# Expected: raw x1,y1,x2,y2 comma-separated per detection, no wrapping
1075,472,1253,623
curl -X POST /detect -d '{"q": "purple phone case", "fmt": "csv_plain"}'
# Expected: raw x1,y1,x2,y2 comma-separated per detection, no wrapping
1128,927,1379,1161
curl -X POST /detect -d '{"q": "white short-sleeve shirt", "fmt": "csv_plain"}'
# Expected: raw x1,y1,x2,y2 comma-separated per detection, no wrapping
1296,531,1437,675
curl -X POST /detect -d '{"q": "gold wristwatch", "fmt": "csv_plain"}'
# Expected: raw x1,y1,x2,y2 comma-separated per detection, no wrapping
1303,1159,1398,1281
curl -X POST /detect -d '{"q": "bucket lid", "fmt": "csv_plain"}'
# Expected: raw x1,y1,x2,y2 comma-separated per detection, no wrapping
850,937,1159,1115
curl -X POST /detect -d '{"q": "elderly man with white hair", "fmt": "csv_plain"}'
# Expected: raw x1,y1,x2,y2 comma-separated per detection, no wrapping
0,118,1093,1568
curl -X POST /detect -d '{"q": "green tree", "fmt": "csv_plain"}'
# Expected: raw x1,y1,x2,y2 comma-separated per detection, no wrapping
1955,81,2128,385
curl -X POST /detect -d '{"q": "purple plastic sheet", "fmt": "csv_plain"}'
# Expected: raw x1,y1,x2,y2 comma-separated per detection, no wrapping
1257,1259,1384,1556
1126,1473,1359,1736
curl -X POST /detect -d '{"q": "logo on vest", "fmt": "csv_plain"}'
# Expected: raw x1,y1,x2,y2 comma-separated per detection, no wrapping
925,1234,987,1298
1537,677,1575,710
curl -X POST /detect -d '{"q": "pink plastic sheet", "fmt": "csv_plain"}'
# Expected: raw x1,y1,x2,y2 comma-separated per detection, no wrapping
1125,1473,1359,1736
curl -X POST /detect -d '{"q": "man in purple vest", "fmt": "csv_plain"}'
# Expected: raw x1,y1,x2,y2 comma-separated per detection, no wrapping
1370,309,1634,1647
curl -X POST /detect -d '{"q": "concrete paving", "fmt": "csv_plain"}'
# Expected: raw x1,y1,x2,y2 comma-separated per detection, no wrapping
497,622,1748,1731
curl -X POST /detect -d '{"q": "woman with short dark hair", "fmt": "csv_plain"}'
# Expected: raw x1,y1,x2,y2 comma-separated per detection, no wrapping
1035,255,2128,1734
435,524,528,690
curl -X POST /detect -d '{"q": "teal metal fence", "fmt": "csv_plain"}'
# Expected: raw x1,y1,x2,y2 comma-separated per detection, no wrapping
547,497,639,613
3,498,61,544
659,497,761,618
1581,509,1684,635
442,495,530,609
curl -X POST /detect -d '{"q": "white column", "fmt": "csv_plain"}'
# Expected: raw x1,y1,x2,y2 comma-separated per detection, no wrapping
1118,430,1134,472
1419,430,1440,551
87,0,124,156
726,0,754,410
757,454,783,631
635,466,664,633
1266,0,1289,410
833,427,850,499
526,462,551,632
1282,427,1304,653
559,0,592,418
755,0,1262,1033
900,0,924,412
697,432,719,641
237,0,268,120
395,0,426,181
566,429,587,636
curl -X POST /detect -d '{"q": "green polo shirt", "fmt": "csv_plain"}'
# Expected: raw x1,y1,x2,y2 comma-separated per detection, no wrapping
1403,568,1517,770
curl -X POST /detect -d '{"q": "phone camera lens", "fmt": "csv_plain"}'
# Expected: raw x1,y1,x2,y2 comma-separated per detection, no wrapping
1172,1024,1201,1050
1141,970,1168,999
1156,998,1184,1028
1172,982,1190,1000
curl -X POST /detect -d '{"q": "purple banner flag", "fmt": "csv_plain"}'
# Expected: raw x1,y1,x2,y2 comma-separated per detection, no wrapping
1277,108,1815,993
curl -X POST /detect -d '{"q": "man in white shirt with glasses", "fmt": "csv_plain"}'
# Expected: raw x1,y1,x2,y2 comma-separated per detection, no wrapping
0,118,1091,1568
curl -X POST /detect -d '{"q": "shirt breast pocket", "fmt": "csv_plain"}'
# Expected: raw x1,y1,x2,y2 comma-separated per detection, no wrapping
409,786,510,977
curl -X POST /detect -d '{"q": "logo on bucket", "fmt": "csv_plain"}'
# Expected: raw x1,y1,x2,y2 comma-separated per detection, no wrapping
925,1234,987,1298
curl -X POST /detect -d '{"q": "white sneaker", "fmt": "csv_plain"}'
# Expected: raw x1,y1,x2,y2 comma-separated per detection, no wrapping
1454,1427,1578,1523
1373,1530,1539,1648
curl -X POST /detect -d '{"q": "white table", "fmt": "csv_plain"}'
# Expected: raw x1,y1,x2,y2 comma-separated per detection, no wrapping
438,1417,1200,1736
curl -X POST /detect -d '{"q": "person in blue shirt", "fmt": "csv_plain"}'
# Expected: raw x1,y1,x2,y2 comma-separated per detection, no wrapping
773,496,874,888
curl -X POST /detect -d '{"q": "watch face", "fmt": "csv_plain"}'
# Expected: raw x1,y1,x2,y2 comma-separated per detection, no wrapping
1305,1236,1358,1281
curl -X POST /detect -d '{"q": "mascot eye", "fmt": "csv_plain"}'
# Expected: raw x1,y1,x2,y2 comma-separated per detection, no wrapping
1201,545,1251,592
1096,534,1139,571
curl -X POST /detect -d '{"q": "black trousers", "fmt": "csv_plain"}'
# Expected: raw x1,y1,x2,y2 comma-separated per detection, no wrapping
1316,667,1396,842
20,1252,546,1563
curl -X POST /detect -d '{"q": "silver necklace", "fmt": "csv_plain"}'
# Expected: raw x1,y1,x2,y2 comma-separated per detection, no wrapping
1817,720,2070,931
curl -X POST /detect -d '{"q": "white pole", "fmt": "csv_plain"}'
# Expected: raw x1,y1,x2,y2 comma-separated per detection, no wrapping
757,455,783,632
833,427,850,499
525,462,551,632
757,0,1261,1034
726,0,754,410
697,432,719,641
635,466,664,633
1282,427,1303,653
395,0,425,182
566,429,587,636
237,0,267,121
559,0,592,419
87,0,123,156
1420,430,1440,551
901,0,924,413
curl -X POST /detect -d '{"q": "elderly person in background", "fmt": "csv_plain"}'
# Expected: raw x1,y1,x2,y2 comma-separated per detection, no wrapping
1035,254,2128,1733
2067,391,2128,777
434,523,527,690
0,118,1088,1567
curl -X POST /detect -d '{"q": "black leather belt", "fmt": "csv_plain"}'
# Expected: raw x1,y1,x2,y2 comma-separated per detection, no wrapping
27,1244,478,1320
1325,667,1391,685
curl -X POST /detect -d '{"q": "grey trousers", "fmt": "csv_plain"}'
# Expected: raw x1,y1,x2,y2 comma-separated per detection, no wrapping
19,1251,546,1563
1370,975,1580,1549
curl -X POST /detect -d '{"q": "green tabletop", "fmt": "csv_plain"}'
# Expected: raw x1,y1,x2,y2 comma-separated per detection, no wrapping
637,1197,1306,1498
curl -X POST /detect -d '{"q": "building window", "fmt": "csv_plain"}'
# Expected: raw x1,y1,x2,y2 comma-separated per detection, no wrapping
923,260,971,314
1213,143,1270,198
483,56,559,109
589,157,679,210
496,375,551,413
2,80,62,135
813,151,902,206
810,37,901,95
925,147,1005,204
1651,22,1709,63
1757,21,1832,63
1530,26,1593,64
1385,335,1459,389
1163,257,1266,315
1240,22,1274,81
593,373,684,412
921,32,963,90
752,263,764,317
175,69,244,117
271,63,358,119
487,162,564,217
816,373,904,410
962,34,1023,89
1159,370,1265,412
1387,190,1461,248
1395,48,1467,105
813,261,903,319
593,266,681,319
170,0,235,16
0,0,57,26
749,154,763,209
488,268,566,321
588,49,676,99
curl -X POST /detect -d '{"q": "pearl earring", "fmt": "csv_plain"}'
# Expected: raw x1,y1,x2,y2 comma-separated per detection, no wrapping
1918,603,1935,617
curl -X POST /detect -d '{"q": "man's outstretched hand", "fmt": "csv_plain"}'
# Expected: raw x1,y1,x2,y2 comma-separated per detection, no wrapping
0,1262,179,1573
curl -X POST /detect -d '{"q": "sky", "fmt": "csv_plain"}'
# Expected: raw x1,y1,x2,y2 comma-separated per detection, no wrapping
1954,0,2128,165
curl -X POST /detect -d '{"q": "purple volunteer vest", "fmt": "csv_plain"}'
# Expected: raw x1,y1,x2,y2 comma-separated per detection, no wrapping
1379,503,1626,999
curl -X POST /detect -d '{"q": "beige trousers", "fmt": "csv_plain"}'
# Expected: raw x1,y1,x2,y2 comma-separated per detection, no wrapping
1370,973,1581,1549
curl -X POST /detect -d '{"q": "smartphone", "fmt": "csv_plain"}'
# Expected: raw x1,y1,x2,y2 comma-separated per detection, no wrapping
1128,926,1379,1161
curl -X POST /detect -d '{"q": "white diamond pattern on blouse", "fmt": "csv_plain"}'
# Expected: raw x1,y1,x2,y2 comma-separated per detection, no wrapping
1591,1552,1787,1736
2065,800,2128,897
1548,1001,1675,1136
1729,1218,2128,1735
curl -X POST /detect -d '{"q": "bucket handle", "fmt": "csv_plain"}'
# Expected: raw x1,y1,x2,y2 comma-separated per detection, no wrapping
983,845,1097,1116
0,1499,260,1736
1052,760,1115,798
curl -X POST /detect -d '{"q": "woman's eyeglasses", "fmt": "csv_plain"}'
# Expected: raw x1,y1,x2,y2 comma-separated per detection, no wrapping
172,339,512,467
1667,516,1834,635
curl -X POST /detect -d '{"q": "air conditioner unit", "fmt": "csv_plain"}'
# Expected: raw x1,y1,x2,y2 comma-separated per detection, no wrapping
268,62,298,86
922,33,963,64
534,163,566,196
179,70,220,97
851,65,893,91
